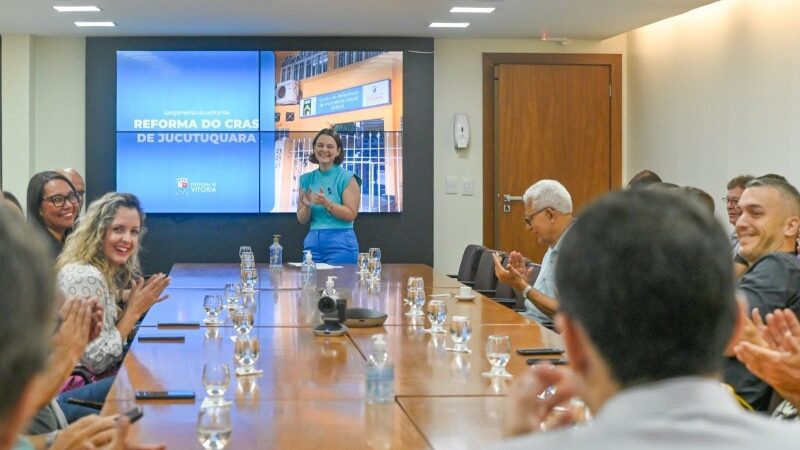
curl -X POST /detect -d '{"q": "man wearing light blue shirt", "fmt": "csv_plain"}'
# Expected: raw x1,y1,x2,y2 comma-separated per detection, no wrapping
494,179,574,328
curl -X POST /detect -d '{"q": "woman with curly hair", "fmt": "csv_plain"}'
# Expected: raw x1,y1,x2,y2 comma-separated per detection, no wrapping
56,192,170,374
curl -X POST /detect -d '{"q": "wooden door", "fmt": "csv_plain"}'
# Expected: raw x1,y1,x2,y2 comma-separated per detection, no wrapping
483,54,622,264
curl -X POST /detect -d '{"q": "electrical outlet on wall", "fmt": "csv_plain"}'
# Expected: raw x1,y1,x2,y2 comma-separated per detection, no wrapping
446,176,458,195
462,177,475,196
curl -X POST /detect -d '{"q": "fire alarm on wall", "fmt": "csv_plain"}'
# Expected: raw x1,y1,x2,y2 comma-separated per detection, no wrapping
454,113,469,149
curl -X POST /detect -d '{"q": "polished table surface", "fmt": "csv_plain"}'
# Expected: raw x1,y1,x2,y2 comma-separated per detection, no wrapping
104,263,560,448
105,401,430,449
140,285,532,327
108,328,365,401
167,263,464,289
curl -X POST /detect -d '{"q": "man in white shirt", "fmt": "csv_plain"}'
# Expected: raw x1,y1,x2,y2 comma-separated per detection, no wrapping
493,179,574,327
496,189,796,450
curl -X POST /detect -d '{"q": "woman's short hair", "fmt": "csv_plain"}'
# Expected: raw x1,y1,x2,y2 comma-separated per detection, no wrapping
309,128,345,166
26,171,77,232
58,192,145,294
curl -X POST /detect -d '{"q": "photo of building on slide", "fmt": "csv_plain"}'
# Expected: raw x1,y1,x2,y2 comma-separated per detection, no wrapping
269,51,403,213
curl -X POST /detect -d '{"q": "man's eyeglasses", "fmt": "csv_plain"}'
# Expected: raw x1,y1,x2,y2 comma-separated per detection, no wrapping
523,207,550,228
43,191,80,208
722,196,740,207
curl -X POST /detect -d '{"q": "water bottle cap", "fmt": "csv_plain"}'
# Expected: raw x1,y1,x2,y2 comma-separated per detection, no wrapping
371,334,386,351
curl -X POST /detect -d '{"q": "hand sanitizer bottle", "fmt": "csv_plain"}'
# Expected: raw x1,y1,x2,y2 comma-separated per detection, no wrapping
365,334,394,404
301,250,317,290
269,234,283,271
325,276,338,298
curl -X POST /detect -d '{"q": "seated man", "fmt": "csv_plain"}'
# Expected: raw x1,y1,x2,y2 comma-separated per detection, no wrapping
725,175,754,258
497,188,796,449
735,308,800,420
724,177,800,410
493,180,575,327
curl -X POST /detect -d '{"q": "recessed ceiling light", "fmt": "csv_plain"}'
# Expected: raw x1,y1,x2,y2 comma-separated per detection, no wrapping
74,21,115,27
429,22,470,28
450,7,495,13
54,6,101,12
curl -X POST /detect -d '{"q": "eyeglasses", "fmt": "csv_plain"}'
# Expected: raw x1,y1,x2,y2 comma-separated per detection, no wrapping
523,207,550,228
43,191,80,208
722,196,740,207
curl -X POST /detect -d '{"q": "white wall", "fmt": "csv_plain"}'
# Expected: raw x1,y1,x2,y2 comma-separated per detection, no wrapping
1,35,34,202
1,35,85,208
432,37,627,271
627,0,800,225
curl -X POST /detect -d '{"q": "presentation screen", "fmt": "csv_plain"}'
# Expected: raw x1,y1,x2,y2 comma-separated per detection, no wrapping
116,50,403,213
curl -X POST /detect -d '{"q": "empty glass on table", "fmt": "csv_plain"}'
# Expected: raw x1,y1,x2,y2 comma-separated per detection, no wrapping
234,333,260,375
232,303,255,336
481,335,513,378
196,406,232,450
223,283,240,310
203,294,223,325
447,316,472,353
425,299,447,333
202,362,231,406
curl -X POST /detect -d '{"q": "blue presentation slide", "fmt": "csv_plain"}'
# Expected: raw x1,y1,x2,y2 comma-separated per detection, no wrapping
117,51,260,132
116,132,260,213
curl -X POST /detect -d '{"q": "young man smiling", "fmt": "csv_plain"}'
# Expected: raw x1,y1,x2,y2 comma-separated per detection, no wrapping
724,177,800,410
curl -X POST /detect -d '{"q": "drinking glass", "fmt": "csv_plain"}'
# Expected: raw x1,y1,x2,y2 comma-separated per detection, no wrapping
405,277,416,305
371,258,382,281
357,252,369,273
447,316,472,353
232,304,254,336
242,268,257,293
425,299,447,333
234,334,260,374
481,335,513,378
369,247,382,262
203,294,223,324
223,283,239,309
405,284,425,317
196,406,232,450
202,362,230,405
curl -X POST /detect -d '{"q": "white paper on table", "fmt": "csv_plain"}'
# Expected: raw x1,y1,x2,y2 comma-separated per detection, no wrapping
287,262,343,270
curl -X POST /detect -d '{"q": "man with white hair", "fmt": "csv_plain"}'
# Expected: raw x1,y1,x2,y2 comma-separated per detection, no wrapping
494,179,574,327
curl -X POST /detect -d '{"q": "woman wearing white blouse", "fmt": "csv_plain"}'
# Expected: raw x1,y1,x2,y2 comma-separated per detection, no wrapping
56,193,170,374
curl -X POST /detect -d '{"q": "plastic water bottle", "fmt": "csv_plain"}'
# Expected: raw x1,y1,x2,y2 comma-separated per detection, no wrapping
269,235,283,271
301,250,316,289
365,334,394,404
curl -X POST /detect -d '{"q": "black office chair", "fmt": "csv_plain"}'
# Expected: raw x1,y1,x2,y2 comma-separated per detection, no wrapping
447,244,485,287
473,250,504,298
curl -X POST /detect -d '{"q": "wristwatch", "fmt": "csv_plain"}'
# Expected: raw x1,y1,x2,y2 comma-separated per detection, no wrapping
326,202,334,213
521,285,534,299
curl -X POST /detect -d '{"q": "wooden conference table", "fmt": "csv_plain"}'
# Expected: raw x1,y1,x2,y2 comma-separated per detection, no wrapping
104,263,563,449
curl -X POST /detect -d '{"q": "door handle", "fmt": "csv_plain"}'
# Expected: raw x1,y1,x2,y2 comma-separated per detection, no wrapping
502,194,523,213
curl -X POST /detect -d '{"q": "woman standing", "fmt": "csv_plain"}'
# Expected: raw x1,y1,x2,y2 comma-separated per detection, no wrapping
296,128,362,264
26,171,79,256
56,192,170,375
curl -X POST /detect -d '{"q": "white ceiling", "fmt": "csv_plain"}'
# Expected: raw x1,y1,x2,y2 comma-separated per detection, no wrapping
0,0,717,39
